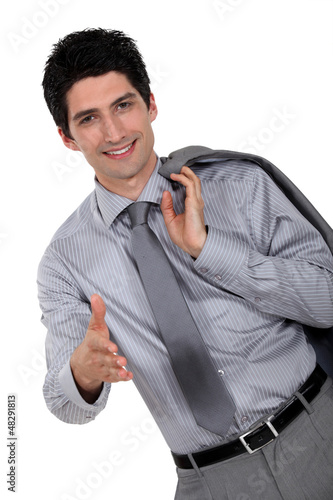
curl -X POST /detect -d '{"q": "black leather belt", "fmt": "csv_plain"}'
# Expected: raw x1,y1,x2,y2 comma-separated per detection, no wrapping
172,364,327,470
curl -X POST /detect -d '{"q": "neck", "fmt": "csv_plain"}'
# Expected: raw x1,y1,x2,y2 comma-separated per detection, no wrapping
96,153,157,200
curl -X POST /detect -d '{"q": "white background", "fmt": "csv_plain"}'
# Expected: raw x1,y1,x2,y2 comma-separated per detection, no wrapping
1,0,332,499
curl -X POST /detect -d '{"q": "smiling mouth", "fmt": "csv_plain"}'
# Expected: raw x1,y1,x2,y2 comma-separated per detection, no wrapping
104,141,135,156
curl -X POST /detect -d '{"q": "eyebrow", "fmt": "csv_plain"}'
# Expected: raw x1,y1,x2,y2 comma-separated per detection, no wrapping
72,91,138,122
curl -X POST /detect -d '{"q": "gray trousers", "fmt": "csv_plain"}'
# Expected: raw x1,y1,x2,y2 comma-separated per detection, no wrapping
174,377,333,500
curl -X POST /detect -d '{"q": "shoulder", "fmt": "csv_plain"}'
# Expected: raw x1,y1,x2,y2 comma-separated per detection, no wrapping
49,191,97,244
190,158,260,184
37,191,98,283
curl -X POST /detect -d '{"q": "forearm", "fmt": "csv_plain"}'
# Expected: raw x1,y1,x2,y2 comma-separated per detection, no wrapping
229,248,333,327
194,225,333,328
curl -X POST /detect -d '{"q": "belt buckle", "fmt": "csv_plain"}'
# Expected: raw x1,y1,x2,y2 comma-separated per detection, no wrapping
239,416,279,454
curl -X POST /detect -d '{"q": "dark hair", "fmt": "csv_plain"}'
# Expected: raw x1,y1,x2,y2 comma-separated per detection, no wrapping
42,28,151,139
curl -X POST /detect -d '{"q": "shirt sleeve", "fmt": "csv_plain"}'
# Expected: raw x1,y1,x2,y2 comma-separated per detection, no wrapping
37,248,111,424
194,166,333,328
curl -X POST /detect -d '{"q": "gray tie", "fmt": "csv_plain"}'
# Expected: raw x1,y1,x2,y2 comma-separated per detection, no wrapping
127,201,236,436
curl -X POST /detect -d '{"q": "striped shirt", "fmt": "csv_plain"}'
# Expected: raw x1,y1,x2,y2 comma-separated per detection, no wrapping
37,155,333,454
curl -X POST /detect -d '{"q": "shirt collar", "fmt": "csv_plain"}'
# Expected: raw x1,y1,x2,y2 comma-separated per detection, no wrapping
95,156,171,227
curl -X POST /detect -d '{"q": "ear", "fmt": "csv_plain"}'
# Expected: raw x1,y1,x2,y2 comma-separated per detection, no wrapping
149,93,158,123
58,127,80,151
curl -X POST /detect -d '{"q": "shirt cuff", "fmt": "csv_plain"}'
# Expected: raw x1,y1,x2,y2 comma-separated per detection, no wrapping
194,225,248,287
59,360,108,411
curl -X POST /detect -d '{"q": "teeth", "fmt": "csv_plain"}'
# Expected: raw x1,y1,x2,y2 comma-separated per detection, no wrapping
106,143,133,155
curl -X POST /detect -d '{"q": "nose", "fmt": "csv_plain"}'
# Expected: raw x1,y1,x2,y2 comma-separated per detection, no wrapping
102,115,126,144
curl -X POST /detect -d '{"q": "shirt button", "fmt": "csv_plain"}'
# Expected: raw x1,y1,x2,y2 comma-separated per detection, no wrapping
214,274,222,281
254,297,261,303
241,416,249,424
199,268,208,274
218,369,225,376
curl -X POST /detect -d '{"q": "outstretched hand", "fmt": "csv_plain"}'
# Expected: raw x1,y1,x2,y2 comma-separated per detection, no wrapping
160,166,207,259
70,294,133,403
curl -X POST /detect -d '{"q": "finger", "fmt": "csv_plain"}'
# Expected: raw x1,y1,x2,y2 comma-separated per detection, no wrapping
171,167,201,200
117,367,134,381
180,166,202,199
86,333,117,357
102,348,129,371
160,190,177,225
172,166,197,181
93,350,129,377
180,165,197,178
113,353,128,369
89,294,107,330
103,357,133,383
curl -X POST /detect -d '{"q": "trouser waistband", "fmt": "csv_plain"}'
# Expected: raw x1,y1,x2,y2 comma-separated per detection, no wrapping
172,364,327,470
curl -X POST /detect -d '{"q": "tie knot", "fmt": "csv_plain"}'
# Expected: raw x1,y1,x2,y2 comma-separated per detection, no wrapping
127,202,151,228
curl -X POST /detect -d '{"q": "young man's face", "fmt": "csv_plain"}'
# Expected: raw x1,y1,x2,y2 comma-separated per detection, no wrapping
59,71,158,195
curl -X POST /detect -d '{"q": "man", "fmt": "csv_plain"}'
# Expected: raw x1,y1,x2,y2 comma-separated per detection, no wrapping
38,28,333,499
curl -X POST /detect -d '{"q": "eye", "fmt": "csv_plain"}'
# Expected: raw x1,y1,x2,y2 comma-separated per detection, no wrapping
117,101,132,111
80,115,95,124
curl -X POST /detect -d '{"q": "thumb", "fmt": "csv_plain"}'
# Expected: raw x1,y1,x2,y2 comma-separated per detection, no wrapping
89,294,107,331
160,191,176,226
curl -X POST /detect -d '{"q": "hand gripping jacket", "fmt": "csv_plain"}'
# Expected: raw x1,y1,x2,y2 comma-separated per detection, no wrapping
159,146,333,377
